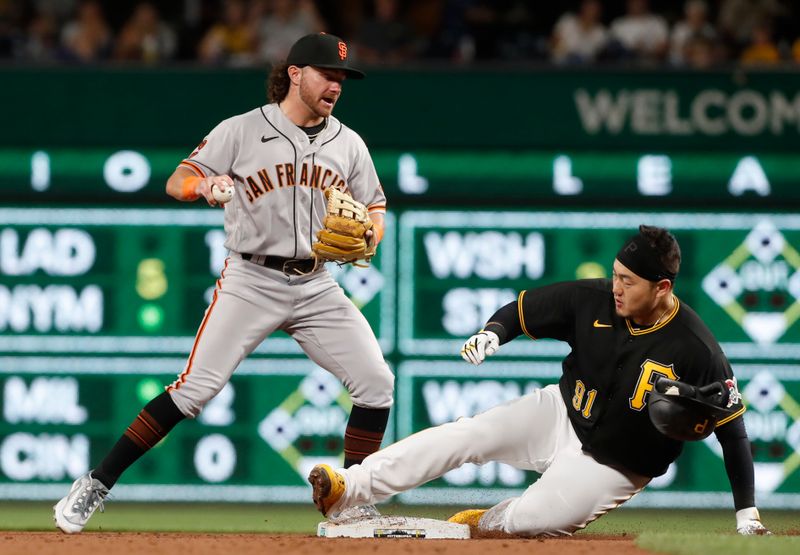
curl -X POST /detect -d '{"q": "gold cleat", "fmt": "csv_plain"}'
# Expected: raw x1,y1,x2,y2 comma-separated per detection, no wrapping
308,464,346,516
447,509,487,528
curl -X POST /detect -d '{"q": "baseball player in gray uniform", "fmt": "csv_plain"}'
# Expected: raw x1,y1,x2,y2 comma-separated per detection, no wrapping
54,33,393,533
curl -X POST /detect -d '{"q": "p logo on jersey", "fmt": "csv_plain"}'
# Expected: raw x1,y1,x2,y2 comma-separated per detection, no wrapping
338,41,347,60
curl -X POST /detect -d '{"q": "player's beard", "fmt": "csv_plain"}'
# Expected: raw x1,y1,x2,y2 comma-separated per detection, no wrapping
299,80,336,119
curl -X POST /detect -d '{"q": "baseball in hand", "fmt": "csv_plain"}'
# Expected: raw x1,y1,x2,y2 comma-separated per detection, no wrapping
211,183,234,204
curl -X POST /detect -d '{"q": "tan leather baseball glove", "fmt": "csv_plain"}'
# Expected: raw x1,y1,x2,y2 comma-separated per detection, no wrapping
312,187,376,266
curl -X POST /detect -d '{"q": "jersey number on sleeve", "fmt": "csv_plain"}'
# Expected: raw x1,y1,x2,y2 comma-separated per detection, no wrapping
629,359,678,411
572,380,598,419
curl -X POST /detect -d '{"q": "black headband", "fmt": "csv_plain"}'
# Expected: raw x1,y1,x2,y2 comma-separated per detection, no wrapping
616,233,677,282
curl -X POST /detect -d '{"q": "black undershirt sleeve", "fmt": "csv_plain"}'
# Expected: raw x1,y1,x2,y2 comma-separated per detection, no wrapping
715,416,755,510
483,300,523,345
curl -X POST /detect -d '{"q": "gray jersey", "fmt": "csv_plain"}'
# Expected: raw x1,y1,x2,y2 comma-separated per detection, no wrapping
180,103,386,258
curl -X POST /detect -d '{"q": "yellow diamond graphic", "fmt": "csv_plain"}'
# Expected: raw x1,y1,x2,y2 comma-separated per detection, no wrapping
702,220,800,344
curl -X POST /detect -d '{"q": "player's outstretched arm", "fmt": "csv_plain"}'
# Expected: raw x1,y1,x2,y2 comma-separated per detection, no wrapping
166,166,234,206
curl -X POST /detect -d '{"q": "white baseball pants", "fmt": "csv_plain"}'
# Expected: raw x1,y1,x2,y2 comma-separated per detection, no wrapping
168,254,394,417
335,384,650,536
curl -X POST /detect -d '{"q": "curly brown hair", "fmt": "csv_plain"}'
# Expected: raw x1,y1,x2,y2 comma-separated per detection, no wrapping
267,62,291,104
639,224,682,277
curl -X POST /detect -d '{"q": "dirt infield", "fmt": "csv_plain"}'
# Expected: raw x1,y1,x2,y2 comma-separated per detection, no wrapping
3,532,652,555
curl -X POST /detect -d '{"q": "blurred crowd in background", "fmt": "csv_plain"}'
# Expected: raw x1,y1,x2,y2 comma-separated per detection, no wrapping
1,0,799,69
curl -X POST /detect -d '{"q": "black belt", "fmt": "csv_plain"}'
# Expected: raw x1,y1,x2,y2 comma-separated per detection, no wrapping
241,254,316,274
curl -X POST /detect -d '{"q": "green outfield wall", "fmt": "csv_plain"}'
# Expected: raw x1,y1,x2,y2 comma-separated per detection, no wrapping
2,66,800,150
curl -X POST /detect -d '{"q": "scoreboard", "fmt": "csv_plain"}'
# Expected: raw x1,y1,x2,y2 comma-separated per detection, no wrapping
0,207,396,501
4,64,800,510
397,211,800,356
2,200,800,508
0,208,395,355
1,359,360,502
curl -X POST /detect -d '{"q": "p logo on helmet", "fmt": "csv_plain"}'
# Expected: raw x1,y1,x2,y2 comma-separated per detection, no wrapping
693,419,709,435
648,377,737,441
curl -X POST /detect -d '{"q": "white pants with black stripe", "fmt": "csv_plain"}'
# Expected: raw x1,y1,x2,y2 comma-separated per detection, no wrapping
334,384,650,536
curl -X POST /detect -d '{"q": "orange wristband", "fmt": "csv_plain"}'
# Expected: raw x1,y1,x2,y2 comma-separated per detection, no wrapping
372,219,385,244
182,176,201,200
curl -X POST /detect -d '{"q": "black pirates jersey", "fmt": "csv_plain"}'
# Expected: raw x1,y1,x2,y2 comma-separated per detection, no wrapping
517,279,745,477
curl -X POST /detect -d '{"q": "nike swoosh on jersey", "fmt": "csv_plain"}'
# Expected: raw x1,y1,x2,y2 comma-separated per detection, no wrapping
261,135,278,143
593,320,613,328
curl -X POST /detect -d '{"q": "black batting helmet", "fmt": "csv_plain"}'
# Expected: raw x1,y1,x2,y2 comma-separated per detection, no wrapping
648,378,735,441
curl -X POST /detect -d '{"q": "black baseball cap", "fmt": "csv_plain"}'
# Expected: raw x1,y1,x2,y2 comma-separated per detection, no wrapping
286,33,365,79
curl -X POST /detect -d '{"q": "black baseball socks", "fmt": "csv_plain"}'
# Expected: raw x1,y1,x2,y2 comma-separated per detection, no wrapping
92,391,186,489
343,405,390,468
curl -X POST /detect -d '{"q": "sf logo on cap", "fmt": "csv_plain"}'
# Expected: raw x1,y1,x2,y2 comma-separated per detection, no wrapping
338,41,347,60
